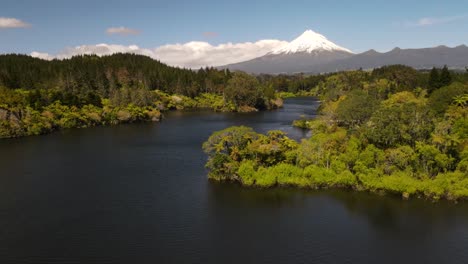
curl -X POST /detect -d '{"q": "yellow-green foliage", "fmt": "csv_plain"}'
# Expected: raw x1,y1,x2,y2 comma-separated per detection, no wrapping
204,123,468,201
303,165,335,186
194,93,228,110
237,160,257,185
253,167,278,187
302,165,357,187
269,163,305,186
0,97,162,138
277,91,296,99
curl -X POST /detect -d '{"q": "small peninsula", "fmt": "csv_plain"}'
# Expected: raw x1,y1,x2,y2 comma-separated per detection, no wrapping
203,65,468,201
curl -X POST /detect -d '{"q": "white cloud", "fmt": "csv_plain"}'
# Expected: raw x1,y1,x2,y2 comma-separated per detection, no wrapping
153,40,288,68
106,27,140,35
409,14,468,27
30,39,288,68
0,17,30,28
30,51,53,60
52,43,153,59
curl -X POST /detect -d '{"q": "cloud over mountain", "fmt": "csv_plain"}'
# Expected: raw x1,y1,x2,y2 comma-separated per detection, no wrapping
30,39,288,68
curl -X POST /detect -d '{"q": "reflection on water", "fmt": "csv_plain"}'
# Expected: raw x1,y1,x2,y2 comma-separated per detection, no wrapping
208,180,468,231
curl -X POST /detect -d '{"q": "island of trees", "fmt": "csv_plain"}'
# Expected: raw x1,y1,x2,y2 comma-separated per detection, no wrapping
203,65,468,201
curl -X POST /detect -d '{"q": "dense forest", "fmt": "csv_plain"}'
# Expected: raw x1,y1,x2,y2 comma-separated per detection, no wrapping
203,65,468,201
0,53,294,138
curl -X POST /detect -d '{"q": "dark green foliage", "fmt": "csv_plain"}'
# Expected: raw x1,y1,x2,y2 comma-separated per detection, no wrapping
440,65,452,88
429,67,441,92
109,87,156,107
258,73,328,94
0,53,232,98
224,72,262,108
371,65,425,92
336,89,377,127
428,66,453,93
429,82,468,116
365,92,433,148
318,71,368,102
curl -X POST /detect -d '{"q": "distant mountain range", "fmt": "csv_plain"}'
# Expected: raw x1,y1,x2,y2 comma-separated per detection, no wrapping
219,30,468,74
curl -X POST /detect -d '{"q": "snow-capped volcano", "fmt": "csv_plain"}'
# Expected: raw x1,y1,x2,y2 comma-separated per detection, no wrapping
271,30,353,55
220,29,354,74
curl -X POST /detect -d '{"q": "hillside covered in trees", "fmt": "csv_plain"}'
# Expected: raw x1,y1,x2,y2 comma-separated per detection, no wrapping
203,65,468,201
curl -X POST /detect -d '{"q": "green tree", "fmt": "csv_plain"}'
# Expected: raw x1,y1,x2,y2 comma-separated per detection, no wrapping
246,130,298,166
296,127,347,169
440,65,452,88
429,82,468,116
336,89,378,127
371,65,424,92
224,72,262,109
415,142,453,177
365,91,433,148
428,67,440,92
202,126,259,179
384,146,416,174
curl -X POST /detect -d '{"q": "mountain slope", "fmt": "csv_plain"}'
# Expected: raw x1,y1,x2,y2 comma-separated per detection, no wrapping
312,45,468,73
221,50,353,74
219,30,354,74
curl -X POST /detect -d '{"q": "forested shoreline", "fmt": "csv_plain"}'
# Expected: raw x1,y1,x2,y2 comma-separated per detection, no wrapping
0,54,296,138
203,65,468,201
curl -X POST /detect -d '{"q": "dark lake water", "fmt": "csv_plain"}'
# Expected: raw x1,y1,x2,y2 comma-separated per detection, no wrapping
1,97,468,264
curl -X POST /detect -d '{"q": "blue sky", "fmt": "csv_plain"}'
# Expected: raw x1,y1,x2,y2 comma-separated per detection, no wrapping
1,0,467,67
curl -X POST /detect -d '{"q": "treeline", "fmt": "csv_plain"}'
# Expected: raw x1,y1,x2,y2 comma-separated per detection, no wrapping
262,65,468,95
203,65,468,201
0,54,285,138
0,53,232,98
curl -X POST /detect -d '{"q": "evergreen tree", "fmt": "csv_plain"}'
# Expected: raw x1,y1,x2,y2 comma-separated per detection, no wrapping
439,65,452,88
428,67,440,92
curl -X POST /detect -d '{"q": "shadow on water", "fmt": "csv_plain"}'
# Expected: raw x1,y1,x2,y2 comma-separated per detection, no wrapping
205,180,468,263
208,180,468,233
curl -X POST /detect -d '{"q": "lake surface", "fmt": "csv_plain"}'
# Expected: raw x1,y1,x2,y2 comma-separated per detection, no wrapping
0,97,467,264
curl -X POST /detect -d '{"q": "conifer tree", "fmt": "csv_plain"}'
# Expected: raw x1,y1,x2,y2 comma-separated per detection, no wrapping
439,65,452,88
428,67,440,92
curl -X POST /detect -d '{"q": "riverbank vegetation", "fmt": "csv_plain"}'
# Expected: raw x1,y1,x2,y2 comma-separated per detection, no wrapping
203,65,468,201
0,54,285,138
